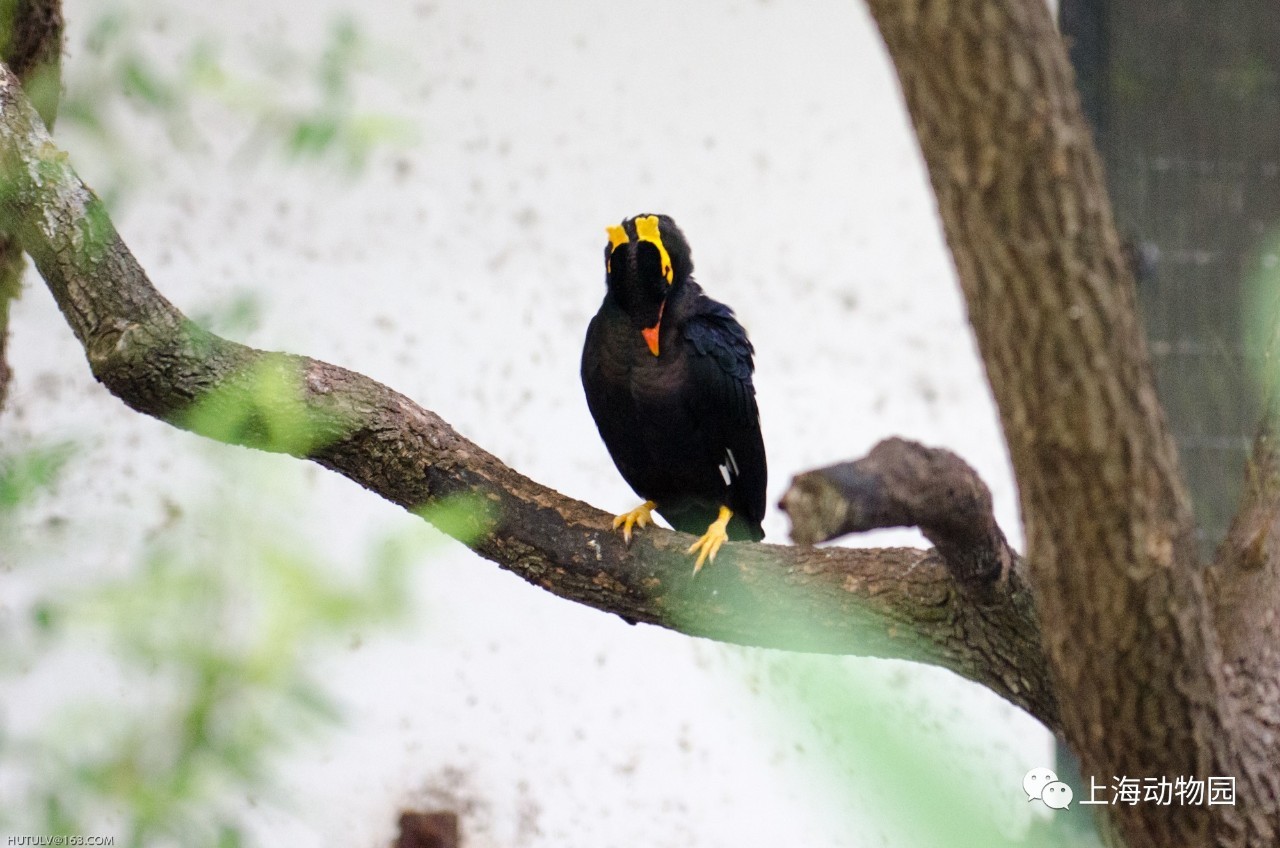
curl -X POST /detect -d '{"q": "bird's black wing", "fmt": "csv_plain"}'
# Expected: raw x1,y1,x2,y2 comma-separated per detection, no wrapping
681,300,767,539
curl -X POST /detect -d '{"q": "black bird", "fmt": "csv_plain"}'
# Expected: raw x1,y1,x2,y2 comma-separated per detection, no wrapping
581,213,766,571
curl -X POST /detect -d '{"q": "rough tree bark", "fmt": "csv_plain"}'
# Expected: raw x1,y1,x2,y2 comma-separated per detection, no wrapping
862,0,1279,845
0,1,1277,845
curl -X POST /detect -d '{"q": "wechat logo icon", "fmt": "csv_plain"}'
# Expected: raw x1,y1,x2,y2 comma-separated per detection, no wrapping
1025,767,1073,810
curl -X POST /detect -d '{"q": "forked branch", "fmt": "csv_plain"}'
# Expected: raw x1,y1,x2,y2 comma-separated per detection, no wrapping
0,64,1058,729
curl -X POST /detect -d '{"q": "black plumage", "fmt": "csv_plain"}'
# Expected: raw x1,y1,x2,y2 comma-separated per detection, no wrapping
581,213,766,570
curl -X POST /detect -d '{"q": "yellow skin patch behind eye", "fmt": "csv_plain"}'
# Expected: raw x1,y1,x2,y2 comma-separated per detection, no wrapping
634,215,673,283
606,224,629,250
606,224,629,273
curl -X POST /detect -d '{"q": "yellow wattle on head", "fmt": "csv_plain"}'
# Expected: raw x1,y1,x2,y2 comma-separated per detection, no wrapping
634,215,673,284
605,223,628,274
606,224,629,250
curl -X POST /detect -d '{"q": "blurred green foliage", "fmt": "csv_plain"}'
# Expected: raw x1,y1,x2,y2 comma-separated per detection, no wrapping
0,8,449,842
189,289,264,339
0,441,73,512
14,508,416,845
743,652,1030,847
61,10,416,206
0,354,485,845
673,573,1087,847
1245,227,1280,404
182,354,346,456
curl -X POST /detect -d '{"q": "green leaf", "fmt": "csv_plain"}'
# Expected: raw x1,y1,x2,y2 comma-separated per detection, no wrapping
0,443,74,510
181,353,349,456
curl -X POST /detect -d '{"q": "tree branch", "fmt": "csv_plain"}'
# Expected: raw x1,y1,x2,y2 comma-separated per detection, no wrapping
781,437,1016,592
0,65,1059,731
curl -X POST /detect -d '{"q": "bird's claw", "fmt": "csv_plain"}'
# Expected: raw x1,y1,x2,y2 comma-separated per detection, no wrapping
612,501,656,545
687,506,733,574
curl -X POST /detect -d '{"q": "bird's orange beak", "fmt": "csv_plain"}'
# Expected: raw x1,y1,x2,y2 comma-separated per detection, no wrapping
641,301,664,356
642,324,660,356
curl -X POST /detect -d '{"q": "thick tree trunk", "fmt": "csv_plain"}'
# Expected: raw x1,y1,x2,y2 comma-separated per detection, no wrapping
862,0,1278,844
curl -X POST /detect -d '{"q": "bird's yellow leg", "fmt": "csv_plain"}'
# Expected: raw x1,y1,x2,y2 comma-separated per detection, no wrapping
613,500,657,545
688,506,733,574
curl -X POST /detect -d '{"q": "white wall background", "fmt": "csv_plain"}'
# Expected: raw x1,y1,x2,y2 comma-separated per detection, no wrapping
3,0,1055,845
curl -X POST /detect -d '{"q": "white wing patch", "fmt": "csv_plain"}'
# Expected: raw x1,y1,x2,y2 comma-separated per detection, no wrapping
719,449,739,486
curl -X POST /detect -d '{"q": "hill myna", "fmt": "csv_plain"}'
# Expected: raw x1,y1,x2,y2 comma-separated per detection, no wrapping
581,213,766,572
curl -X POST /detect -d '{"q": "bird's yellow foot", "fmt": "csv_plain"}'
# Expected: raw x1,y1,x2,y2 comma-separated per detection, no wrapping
688,506,733,574
613,500,657,545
